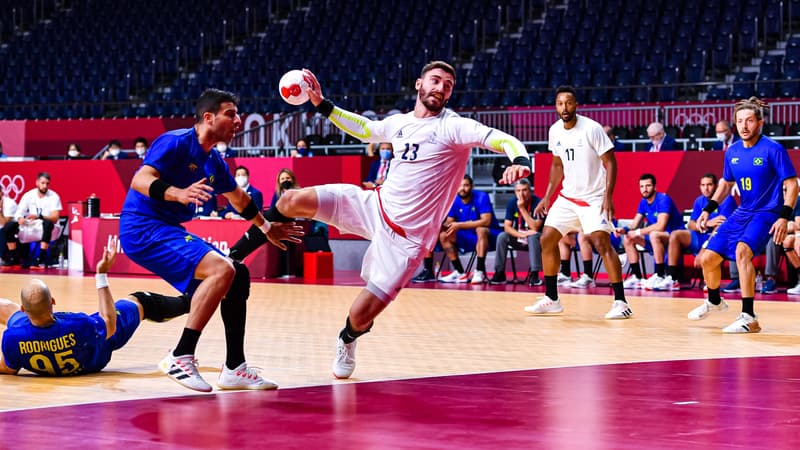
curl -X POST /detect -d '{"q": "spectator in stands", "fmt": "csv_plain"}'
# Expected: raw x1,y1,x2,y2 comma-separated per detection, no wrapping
651,173,737,291
438,175,502,284
604,125,626,151
290,138,313,158
712,120,738,151
362,143,393,189
2,172,62,268
270,168,298,208
646,122,678,151
215,141,236,158
620,173,684,289
0,189,18,262
489,178,543,286
101,139,129,160
221,166,264,219
0,141,7,160
133,137,149,159
66,142,87,160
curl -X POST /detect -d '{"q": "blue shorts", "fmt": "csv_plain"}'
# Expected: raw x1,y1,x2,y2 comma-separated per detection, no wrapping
455,228,502,253
688,231,711,254
704,209,777,260
120,215,221,295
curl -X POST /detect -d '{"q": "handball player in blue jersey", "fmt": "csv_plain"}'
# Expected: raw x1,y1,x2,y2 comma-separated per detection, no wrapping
120,89,303,392
0,237,191,376
690,97,798,333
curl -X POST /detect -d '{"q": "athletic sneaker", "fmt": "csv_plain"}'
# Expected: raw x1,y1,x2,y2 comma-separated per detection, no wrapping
528,275,543,286
556,273,572,286
687,299,729,320
787,281,800,295
470,270,487,284
652,275,680,291
643,274,663,290
604,300,633,319
412,268,436,283
761,278,777,294
722,312,761,333
523,296,564,314
159,351,212,392
721,279,740,293
489,271,507,285
622,275,642,289
332,338,356,379
217,362,279,390
569,273,596,288
438,271,464,283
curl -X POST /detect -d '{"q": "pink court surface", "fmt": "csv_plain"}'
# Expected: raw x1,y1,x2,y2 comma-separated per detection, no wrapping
2,268,800,449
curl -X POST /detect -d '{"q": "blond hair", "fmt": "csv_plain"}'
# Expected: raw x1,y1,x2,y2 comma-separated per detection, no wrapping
734,96,768,121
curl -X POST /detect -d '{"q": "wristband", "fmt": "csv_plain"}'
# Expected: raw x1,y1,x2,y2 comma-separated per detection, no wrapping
512,156,532,170
780,205,794,220
315,99,334,117
95,273,109,289
239,199,259,221
149,178,171,201
258,221,272,235
702,199,719,214
635,228,642,237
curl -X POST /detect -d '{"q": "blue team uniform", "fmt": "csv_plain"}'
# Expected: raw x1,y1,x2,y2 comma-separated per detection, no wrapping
705,135,797,260
120,128,237,295
637,192,684,251
687,195,737,253
448,190,502,251
1,300,140,375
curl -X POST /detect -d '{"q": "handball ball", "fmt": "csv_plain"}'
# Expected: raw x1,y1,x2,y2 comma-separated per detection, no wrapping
278,70,310,105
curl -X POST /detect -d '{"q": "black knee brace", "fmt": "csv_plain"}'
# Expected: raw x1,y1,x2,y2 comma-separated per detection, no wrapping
129,291,191,322
225,260,251,303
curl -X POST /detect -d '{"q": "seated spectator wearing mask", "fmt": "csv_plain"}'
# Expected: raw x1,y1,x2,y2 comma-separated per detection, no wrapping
711,120,738,151
133,137,149,159
645,122,678,152
66,143,87,160
220,166,264,219
363,143,393,189
215,141,236,158
101,140,129,160
290,138,313,158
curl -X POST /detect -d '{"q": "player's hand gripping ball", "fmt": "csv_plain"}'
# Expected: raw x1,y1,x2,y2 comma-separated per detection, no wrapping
278,70,310,105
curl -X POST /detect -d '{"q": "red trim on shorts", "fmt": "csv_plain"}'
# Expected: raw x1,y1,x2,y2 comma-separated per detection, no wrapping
559,193,591,207
375,187,407,238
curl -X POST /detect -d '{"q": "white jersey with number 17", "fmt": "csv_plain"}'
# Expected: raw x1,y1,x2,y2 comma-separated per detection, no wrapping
548,114,614,201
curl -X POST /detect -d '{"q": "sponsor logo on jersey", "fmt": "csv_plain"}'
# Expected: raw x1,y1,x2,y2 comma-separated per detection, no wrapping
188,163,198,172
184,234,193,242
731,157,740,164
753,157,764,166
396,130,403,138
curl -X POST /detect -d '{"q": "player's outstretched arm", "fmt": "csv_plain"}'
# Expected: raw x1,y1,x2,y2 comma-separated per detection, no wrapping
96,236,119,339
224,187,304,251
485,130,531,185
302,69,378,142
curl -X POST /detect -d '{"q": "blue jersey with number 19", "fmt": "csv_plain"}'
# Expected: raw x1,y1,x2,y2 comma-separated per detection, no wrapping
723,135,796,212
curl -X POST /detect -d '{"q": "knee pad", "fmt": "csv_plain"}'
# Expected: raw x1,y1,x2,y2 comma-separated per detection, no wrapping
225,260,251,303
129,291,191,322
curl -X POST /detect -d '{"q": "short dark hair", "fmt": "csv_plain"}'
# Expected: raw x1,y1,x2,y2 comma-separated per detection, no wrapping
702,173,718,185
108,139,122,148
463,174,473,185
195,88,240,123
555,85,577,100
37,172,51,181
134,137,148,146
639,173,656,185
235,165,250,176
516,178,531,187
420,61,456,83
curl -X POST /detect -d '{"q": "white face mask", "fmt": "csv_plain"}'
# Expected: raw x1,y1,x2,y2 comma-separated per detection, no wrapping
135,148,147,156
217,143,228,153
235,176,248,188
109,148,120,157
716,132,727,142
68,150,79,158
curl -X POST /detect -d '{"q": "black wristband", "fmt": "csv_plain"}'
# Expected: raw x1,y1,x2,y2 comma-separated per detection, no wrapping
149,178,171,201
263,206,293,223
238,199,259,221
315,99,334,117
702,199,719,214
780,205,794,220
512,156,532,170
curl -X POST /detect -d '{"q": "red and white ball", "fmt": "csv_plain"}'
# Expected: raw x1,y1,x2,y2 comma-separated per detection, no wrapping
278,69,310,105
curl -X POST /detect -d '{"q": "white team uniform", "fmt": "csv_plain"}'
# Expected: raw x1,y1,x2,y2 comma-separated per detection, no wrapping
314,108,506,301
544,114,616,236
13,188,63,243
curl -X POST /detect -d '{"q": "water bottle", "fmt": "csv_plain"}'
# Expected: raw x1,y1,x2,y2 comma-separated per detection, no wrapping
58,251,65,269
755,272,763,293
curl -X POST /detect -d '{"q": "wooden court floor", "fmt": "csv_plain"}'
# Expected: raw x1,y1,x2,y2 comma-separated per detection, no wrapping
1,272,800,412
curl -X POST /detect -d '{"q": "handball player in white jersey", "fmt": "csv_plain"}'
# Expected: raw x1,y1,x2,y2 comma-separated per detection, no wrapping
271,61,532,379
525,86,632,319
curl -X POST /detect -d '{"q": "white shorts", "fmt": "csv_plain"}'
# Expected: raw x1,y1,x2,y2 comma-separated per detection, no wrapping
313,184,428,302
544,194,615,236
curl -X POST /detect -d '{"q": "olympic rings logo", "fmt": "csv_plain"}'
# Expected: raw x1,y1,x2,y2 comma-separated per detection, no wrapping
0,174,25,202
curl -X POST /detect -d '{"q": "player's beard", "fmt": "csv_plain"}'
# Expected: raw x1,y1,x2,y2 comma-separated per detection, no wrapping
419,88,446,113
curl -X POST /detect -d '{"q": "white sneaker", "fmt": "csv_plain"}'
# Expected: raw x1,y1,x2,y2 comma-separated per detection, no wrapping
556,273,572,286
569,273,596,288
652,275,680,291
217,362,278,390
604,300,633,319
643,274,663,290
470,270,486,284
523,296,564,314
438,271,464,283
622,275,642,289
722,312,761,333
788,281,800,295
332,338,356,379
687,299,729,320
159,351,212,392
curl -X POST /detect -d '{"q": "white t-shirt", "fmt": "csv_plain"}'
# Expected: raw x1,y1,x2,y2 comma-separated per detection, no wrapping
363,109,494,249
1,195,17,218
548,114,614,200
14,188,62,220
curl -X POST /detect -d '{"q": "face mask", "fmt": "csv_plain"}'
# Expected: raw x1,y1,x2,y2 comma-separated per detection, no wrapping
716,133,727,142
109,148,120,157
135,148,147,156
379,149,392,160
235,176,248,188
68,150,79,158
280,180,294,191
217,143,228,153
